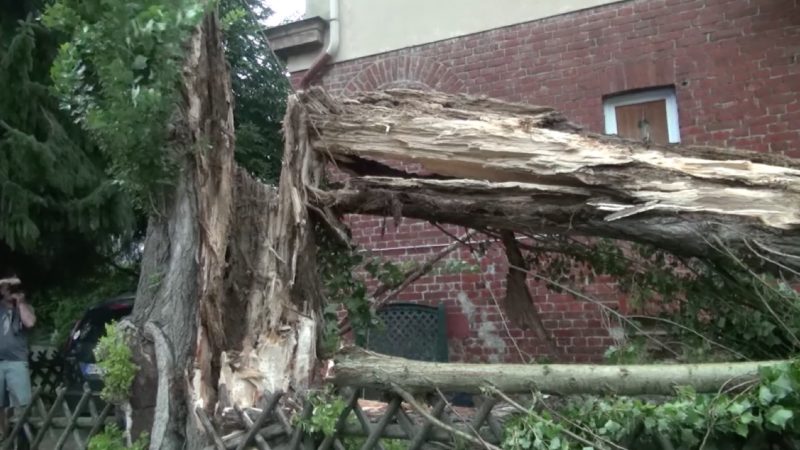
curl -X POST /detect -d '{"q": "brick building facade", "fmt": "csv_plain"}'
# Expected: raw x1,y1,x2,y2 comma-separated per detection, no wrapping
279,0,800,362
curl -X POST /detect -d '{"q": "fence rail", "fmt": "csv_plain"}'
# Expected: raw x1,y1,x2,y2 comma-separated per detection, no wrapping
1,384,113,450
201,388,515,450
2,385,512,449
4,349,514,449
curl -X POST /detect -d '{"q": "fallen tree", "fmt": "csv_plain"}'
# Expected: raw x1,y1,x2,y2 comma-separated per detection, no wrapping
332,348,784,396
48,0,800,446
302,89,800,270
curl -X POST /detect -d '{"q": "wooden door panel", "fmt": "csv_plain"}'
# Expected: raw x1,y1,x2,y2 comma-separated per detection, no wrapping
615,99,669,144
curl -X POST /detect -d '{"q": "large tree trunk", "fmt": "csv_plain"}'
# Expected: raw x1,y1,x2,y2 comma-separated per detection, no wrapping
301,89,800,269
333,348,784,396
129,10,235,449
128,11,327,449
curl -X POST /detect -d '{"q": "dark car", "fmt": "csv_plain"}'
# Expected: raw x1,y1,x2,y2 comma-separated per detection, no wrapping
62,294,134,403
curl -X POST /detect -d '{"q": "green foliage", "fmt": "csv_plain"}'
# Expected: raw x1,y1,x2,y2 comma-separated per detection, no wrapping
436,258,480,275
1,5,135,260
88,424,148,450
219,0,291,183
503,361,800,450
299,388,407,449
43,0,208,206
534,238,800,360
364,257,408,288
316,224,374,355
503,412,570,450
602,337,649,365
94,322,138,404
298,387,347,437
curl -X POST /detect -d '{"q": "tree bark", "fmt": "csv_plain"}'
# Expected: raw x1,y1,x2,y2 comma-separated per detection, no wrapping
129,9,235,449
332,348,785,396
301,89,800,269
128,11,328,450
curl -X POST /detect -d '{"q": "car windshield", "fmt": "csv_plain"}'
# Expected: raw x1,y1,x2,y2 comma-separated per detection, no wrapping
74,307,131,346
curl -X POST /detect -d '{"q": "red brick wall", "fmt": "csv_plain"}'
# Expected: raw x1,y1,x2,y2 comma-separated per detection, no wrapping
292,0,800,362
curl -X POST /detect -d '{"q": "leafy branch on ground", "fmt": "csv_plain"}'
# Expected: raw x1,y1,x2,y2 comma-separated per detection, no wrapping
296,386,347,437
503,360,800,450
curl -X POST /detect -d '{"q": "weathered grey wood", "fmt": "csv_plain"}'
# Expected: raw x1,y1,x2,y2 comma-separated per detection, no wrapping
77,394,100,450
392,385,502,450
197,406,226,450
408,398,446,450
350,401,386,450
31,395,55,449
487,415,504,444
235,391,283,450
235,404,272,450
289,400,313,450
54,385,91,450
339,423,499,444
22,423,33,443
359,397,401,450
272,406,294,437
470,398,500,441
394,407,417,439
334,348,786,396
31,386,67,450
203,424,287,450
302,88,800,270
83,402,114,450
28,416,110,429
0,386,41,450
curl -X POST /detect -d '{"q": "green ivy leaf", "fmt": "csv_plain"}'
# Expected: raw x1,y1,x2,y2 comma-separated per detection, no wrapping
769,374,794,400
734,421,749,437
727,400,751,416
132,55,148,70
766,406,793,429
758,385,775,405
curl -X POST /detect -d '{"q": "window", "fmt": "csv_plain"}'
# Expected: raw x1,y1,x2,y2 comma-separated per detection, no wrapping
603,87,680,144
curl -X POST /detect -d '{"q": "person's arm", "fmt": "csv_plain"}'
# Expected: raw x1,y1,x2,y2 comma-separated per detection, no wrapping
16,299,35,328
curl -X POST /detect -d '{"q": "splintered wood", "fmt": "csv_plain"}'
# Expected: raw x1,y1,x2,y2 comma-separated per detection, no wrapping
300,88,800,269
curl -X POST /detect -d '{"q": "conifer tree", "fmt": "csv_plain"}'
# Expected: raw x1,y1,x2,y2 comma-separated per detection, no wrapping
0,2,135,284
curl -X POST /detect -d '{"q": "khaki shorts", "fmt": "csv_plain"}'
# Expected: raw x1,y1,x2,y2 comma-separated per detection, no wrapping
0,361,31,408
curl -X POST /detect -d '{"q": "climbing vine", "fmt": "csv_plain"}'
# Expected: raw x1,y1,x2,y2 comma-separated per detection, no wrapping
315,220,482,355
529,237,800,360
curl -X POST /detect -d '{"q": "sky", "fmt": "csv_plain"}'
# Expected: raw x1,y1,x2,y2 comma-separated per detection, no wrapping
265,0,306,26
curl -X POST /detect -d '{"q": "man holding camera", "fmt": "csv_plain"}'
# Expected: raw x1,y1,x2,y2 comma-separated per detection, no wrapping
0,275,36,425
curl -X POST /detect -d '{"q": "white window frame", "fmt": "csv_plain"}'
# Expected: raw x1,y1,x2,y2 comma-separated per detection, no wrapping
603,87,681,143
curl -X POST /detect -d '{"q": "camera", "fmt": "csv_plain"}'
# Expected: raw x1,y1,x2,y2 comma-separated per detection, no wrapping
7,284,23,294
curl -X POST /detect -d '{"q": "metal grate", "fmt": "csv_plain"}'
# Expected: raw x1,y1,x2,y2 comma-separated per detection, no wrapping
364,303,448,362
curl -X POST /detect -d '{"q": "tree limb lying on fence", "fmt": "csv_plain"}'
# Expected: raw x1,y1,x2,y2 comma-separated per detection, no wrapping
331,348,786,396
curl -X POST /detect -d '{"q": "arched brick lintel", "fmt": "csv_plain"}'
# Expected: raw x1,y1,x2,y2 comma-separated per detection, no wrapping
343,55,465,95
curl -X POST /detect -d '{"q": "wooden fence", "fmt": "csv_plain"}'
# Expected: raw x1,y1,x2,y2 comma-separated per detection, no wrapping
0,352,113,450
0,384,113,450
2,350,514,449
200,388,514,450
3,387,510,450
